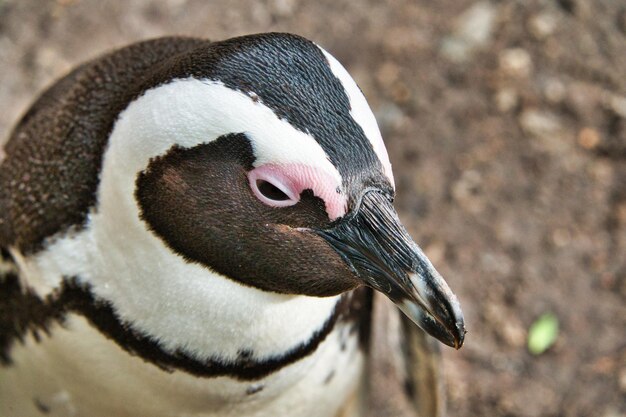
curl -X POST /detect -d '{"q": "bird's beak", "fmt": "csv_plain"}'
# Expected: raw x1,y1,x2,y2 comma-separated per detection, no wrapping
316,190,466,349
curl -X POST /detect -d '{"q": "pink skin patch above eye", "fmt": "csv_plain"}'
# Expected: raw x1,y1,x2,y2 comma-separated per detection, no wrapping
248,164,348,221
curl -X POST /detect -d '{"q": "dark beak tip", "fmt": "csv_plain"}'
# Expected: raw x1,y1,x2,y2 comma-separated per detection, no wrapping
454,326,467,350
451,308,467,350
442,325,465,350
399,299,466,350
430,299,466,350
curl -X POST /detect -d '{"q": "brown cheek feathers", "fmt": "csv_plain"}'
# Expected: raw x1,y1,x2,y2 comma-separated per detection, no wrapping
135,133,360,296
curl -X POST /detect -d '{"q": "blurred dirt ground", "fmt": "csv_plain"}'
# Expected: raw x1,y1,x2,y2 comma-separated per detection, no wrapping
0,0,624,416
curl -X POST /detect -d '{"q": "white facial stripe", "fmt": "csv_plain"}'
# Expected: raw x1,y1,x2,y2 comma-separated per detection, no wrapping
21,79,348,361
317,46,395,188
115,78,342,189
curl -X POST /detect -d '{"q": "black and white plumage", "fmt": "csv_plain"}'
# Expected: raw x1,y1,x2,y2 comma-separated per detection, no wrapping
0,34,465,417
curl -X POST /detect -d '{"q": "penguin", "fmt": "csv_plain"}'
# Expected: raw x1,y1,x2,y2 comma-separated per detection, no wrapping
0,33,465,417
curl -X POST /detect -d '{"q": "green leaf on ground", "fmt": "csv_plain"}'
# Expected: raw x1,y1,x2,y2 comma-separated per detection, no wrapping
527,313,559,355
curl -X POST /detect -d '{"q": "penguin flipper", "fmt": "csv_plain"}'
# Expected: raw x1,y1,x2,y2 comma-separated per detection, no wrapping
400,306,446,417
364,292,445,417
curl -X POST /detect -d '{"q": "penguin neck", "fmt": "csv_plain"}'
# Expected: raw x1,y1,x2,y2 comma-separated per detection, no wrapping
22,218,342,366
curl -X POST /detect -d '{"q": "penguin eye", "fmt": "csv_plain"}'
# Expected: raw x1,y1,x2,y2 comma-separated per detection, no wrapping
256,180,290,201
248,168,300,208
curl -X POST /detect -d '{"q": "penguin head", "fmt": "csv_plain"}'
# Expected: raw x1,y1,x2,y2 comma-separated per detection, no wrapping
105,33,464,348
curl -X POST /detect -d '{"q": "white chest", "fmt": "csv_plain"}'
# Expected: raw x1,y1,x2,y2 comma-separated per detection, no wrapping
1,312,363,417
4,226,367,417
